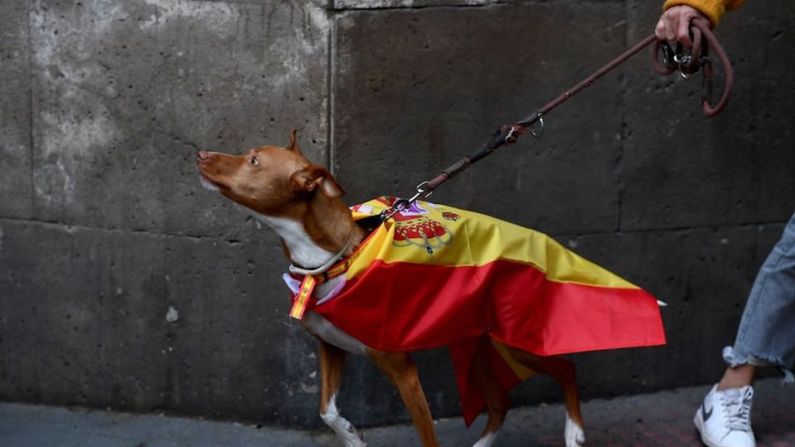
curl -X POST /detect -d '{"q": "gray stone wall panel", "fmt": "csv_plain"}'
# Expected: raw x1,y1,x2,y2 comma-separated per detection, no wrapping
0,218,324,425
1,215,783,427
332,2,628,234
746,2,795,222
0,1,33,218
622,0,795,230
29,0,329,238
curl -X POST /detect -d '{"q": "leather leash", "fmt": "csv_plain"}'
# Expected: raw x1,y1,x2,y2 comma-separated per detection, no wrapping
382,18,734,221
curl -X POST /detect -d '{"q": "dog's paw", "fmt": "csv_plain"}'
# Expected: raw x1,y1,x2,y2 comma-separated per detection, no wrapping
336,422,366,447
472,432,498,447
341,431,366,447
337,422,366,447
564,414,585,447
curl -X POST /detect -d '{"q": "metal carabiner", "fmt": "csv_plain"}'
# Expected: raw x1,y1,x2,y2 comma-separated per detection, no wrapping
529,114,545,138
380,181,433,221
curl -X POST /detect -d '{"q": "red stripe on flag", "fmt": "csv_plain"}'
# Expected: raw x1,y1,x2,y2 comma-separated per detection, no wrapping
314,260,666,355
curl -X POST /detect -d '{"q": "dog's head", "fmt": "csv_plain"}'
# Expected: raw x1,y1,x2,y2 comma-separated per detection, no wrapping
196,130,345,217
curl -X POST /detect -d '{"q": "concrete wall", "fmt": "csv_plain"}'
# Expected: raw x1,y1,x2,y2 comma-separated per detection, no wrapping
1,0,793,429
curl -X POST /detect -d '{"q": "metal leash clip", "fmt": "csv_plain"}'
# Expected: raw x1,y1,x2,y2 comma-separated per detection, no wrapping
529,114,545,138
659,41,704,79
505,114,544,145
381,181,433,221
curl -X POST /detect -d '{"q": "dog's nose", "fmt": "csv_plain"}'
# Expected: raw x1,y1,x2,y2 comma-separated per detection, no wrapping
197,150,211,162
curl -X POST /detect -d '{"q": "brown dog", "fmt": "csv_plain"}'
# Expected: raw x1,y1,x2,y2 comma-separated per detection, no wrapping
196,130,586,447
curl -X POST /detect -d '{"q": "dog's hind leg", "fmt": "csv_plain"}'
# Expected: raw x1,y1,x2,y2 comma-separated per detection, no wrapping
470,339,510,447
318,340,366,447
504,347,585,447
367,349,439,447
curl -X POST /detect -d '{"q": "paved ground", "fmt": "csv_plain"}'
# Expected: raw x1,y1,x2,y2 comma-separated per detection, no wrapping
1,378,793,447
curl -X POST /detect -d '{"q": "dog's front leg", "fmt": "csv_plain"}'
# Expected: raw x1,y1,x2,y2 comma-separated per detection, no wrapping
367,349,439,447
318,340,366,447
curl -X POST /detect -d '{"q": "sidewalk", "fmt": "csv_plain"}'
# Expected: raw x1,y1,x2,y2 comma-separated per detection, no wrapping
1,378,793,446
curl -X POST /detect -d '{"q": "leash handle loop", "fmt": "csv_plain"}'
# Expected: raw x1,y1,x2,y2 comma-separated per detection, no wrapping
652,18,734,117
691,18,734,117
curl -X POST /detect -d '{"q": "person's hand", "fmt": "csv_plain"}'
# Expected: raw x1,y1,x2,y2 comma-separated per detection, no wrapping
655,5,708,48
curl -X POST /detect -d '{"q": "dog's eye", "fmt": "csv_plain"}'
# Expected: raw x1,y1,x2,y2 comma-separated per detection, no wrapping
249,156,259,167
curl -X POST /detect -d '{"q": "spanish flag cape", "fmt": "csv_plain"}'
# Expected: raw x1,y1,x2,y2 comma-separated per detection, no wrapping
288,196,666,425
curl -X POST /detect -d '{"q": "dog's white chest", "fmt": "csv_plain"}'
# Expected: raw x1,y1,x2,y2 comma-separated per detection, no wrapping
281,274,366,354
254,213,336,269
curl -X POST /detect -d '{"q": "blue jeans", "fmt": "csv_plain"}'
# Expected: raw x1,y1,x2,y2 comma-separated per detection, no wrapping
723,213,795,383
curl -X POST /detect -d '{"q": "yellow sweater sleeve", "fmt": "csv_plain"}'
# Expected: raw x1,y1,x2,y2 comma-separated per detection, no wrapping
663,0,745,27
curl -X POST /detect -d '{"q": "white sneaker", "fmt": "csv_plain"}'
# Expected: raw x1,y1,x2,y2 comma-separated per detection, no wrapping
694,384,756,447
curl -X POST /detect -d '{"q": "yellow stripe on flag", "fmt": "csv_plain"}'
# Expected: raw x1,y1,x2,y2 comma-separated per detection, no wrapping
491,339,536,381
348,198,639,290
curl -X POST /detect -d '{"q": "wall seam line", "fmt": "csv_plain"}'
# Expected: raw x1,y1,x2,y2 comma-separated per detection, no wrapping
26,2,36,217
330,0,618,12
326,8,336,174
616,0,629,233
0,215,788,244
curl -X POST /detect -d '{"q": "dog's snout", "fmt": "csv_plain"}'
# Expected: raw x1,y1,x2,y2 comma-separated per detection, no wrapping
197,150,212,162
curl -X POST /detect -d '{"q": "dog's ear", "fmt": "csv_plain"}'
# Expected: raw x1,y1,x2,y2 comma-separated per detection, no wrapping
290,165,346,198
320,172,346,198
287,128,302,155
